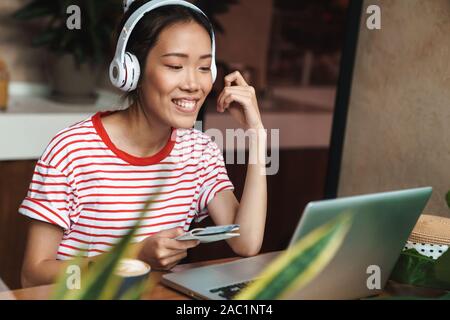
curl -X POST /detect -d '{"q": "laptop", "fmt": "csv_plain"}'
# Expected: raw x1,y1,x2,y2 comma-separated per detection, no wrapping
162,187,432,300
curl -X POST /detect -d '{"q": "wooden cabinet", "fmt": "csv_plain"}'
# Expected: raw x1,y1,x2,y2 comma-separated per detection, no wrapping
0,160,36,290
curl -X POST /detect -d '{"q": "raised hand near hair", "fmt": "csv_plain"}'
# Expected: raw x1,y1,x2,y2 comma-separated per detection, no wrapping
138,227,200,271
217,71,264,130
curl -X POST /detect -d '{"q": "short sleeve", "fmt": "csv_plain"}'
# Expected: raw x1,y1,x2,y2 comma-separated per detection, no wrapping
196,141,234,223
19,160,77,230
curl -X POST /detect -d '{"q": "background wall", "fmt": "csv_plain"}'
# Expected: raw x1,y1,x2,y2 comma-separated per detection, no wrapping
214,0,273,90
338,0,450,216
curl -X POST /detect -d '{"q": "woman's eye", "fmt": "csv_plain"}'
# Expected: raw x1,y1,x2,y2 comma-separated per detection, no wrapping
166,65,182,70
200,67,211,72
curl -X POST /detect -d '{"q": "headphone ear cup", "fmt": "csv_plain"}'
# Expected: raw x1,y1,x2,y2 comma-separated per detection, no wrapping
122,52,140,92
211,60,217,83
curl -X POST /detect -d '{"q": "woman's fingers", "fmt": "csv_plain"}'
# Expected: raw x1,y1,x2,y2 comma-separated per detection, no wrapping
218,90,252,112
217,86,251,105
158,251,188,270
164,238,200,251
217,87,253,111
225,71,249,87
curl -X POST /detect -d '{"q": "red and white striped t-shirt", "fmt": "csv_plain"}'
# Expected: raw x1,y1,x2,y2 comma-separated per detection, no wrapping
19,111,234,260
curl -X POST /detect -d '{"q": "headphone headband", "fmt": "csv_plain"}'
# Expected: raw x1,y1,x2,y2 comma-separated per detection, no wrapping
115,0,214,63
110,0,217,91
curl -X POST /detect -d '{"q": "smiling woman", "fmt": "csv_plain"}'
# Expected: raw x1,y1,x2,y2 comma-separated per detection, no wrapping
19,0,267,288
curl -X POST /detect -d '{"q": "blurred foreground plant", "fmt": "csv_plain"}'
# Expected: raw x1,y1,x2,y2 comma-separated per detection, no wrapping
51,196,157,300
235,213,353,300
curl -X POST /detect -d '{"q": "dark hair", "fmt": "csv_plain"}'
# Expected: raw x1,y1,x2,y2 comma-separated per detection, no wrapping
114,0,213,106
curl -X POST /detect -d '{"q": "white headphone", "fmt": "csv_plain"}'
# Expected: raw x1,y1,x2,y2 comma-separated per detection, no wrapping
110,0,217,92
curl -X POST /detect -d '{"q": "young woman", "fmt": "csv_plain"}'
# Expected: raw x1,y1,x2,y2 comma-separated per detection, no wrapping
20,0,267,288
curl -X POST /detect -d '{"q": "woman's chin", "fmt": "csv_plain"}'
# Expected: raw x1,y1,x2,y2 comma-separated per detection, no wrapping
170,116,199,129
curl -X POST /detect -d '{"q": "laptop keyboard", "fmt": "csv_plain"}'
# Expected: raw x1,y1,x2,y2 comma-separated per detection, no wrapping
209,280,255,299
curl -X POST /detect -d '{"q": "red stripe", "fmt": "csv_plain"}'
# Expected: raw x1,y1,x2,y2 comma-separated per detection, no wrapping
75,164,221,192
57,206,75,212
82,202,190,213
197,186,207,213
65,236,115,247
204,181,221,206
20,205,61,227
67,154,220,175
36,162,56,170
28,188,73,196
197,212,208,218
75,217,187,230
59,243,106,254
55,147,110,167
68,229,124,239
31,180,71,187
34,172,66,179
172,140,209,151
43,125,92,158
77,176,201,192
202,171,221,185
30,198,70,203
205,182,233,205
76,166,205,185
67,156,205,174
72,162,199,180
80,193,195,206
61,154,118,172
78,185,197,199
48,139,103,164
79,210,195,222
177,135,210,144
69,118,91,128
67,223,182,238
57,251,77,258
25,198,70,229
197,175,231,212
70,162,133,172
43,131,97,162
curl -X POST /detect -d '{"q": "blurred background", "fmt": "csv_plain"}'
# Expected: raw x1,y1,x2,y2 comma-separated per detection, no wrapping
0,0,349,289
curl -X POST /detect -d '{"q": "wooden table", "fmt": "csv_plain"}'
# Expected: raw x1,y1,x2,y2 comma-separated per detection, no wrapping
0,257,240,300
0,255,447,300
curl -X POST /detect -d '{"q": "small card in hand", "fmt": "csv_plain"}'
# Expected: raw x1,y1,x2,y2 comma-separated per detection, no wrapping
175,224,240,243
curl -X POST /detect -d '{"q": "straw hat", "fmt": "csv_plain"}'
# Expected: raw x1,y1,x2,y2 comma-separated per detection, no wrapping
409,214,450,246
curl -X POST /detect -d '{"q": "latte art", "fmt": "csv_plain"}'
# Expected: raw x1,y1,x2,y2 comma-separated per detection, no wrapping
115,259,151,277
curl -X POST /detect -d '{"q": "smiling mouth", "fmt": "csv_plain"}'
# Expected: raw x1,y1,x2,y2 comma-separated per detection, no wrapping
172,99,199,113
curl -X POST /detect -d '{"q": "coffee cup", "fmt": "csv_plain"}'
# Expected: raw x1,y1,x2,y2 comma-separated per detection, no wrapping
114,258,151,299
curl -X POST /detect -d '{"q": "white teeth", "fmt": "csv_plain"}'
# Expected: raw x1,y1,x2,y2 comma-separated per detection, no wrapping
173,99,196,110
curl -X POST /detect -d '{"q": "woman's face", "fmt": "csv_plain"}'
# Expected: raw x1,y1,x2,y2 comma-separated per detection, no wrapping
139,21,213,129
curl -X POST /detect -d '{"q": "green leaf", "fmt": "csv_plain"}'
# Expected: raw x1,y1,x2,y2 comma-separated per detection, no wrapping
235,213,353,300
12,0,57,20
390,248,450,291
446,190,450,210
52,192,159,300
390,249,436,287
434,250,450,284
31,29,60,47
118,277,155,300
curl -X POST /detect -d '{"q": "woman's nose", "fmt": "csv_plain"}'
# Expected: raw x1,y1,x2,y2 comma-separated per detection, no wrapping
180,69,200,91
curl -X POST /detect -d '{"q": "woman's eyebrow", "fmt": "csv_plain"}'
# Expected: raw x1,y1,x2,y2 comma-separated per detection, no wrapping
161,53,212,59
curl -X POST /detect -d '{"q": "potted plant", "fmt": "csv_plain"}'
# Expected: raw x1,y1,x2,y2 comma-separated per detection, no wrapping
12,0,122,104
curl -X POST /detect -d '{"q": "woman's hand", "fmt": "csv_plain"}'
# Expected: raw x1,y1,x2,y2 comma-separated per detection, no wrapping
138,227,200,271
217,71,264,130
